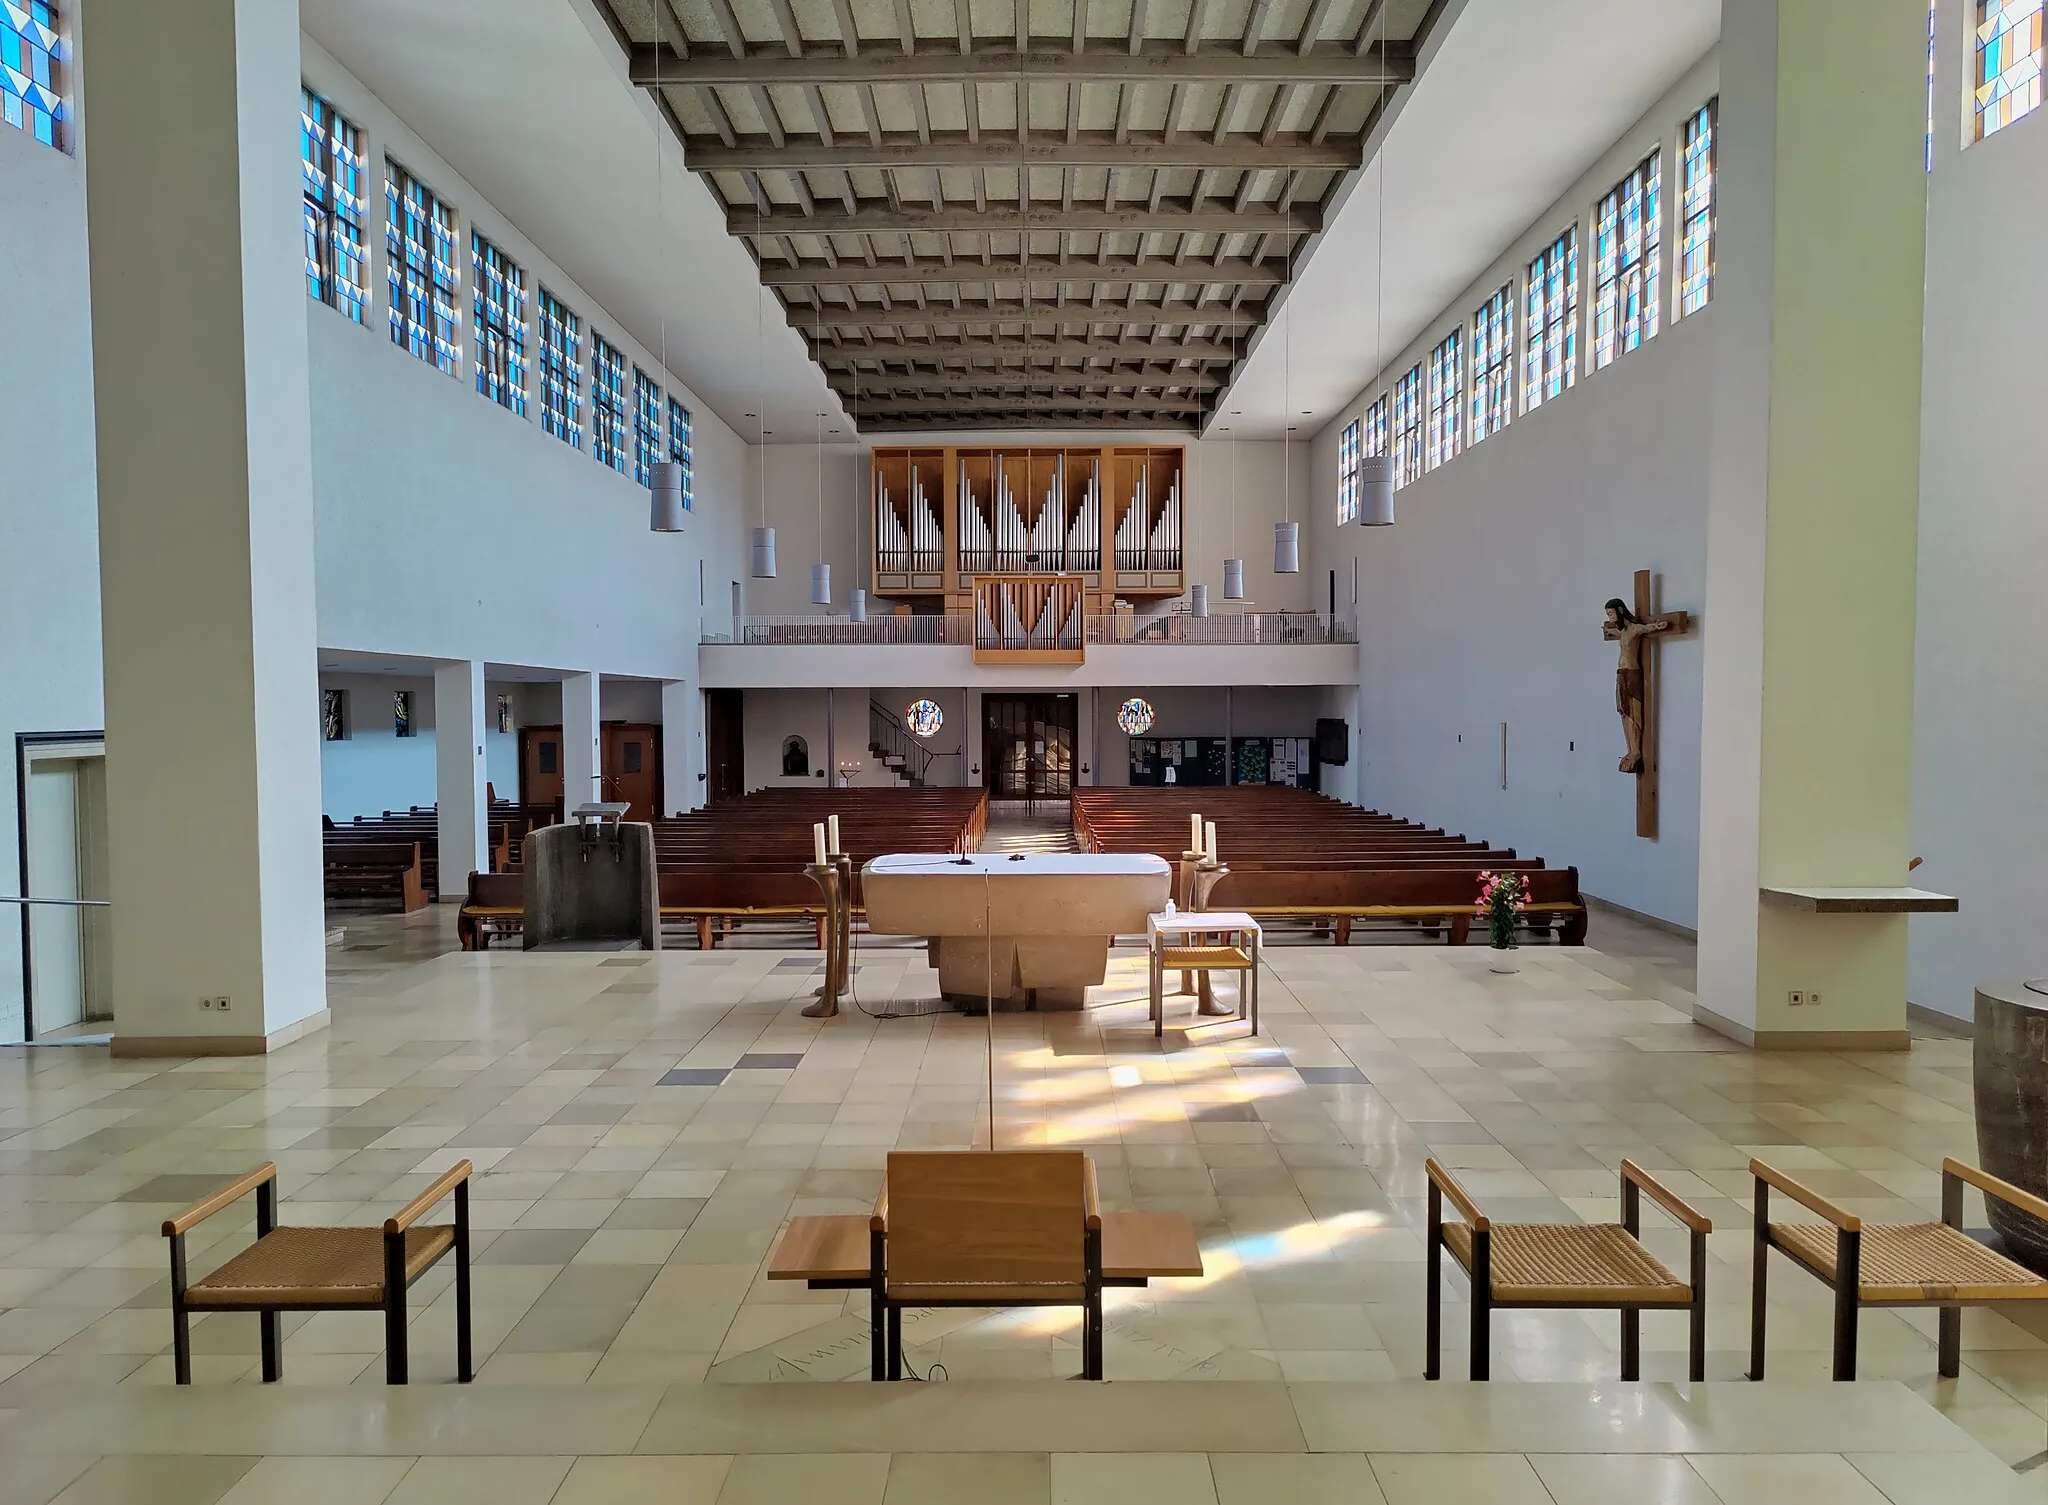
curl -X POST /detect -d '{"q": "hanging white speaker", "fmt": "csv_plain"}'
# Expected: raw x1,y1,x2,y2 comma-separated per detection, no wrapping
848,588,867,623
1274,521,1301,574
1190,583,1210,619
750,526,777,578
1222,558,1246,600
810,562,831,605
1360,455,1395,527
649,462,685,533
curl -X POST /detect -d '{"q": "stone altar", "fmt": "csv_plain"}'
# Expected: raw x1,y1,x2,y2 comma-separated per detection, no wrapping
862,852,1171,1010
523,809,660,951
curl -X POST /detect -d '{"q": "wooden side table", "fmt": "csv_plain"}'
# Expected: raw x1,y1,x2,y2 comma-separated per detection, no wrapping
1147,911,1260,1038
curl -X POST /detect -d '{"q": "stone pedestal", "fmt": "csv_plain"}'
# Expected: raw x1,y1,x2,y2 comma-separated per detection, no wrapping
1974,981,2048,1267
523,821,660,950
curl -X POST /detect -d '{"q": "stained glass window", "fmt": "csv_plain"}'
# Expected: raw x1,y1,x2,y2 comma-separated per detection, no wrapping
301,90,365,322
1592,150,1661,372
1337,417,1362,524
1678,103,1717,318
1469,283,1514,444
472,233,528,415
1392,364,1423,488
1524,227,1578,412
591,334,628,473
386,161,460,374
1363,394,1389,461
632,369,664,486
1426,330,1462,472
538,289,582,448
1,0,62,148
668,398,695,511
1929,0,1940,169
1976,0,2044,139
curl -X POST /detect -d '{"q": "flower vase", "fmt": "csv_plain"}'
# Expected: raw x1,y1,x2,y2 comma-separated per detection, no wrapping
1487,945,1518,975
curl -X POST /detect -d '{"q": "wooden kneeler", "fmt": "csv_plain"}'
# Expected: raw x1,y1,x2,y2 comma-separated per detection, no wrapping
164,1160,473,1385
1747,1156,2048,1382
1426,1157,1710,1381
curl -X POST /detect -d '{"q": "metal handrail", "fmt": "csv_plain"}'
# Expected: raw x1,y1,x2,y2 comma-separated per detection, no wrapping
0,896,110,907
708,611,1356,647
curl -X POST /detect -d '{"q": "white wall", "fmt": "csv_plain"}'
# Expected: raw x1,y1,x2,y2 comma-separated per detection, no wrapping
316,673,524,819
1308,58,1720,930
0,92,103,1042
1907,4,2048,1017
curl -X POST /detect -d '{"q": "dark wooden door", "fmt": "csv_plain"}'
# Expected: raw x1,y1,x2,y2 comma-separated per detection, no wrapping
983,694,1076,798
602,723,661,821
705,690,745,802
520,726,564,815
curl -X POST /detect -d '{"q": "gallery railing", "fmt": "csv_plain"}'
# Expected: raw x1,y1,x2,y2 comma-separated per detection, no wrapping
708,611,1356,647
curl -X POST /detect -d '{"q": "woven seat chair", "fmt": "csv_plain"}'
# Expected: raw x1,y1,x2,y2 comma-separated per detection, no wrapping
1747,1156,2048,1381
1426,1157,1711,1382
163,1160,473,1385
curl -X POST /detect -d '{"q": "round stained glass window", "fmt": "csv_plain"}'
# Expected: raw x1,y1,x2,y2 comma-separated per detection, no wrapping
1117,697,1156,736
905,699,944,737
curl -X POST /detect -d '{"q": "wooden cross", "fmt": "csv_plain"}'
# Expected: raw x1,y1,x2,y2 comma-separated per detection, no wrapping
1602,569,1693,840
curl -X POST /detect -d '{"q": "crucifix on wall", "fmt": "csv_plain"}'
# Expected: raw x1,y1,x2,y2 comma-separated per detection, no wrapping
1603,569,1694,840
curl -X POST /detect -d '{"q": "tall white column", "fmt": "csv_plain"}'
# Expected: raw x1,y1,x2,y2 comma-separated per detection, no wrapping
435,661,487,894
660,679,702,814
1695,0,1930,1046
562,673,602,812
83,0,325,1051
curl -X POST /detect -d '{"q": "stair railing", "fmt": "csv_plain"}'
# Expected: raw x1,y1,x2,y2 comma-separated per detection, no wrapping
869,701,937,787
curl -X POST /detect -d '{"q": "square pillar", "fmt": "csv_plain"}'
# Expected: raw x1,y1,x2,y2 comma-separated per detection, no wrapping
83,0,326,1052
435,660,487,894
1695,0,1930,1046
563,673,602,812
661,679,702,815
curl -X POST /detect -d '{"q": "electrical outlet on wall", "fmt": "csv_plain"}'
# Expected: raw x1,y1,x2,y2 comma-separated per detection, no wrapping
198,996,232,1013
1787,990,1808,1007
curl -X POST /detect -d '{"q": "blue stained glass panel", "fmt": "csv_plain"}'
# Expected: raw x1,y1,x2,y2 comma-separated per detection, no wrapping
668,398,695,510
1,0,63,148
539,289,582,448
1977,0,2044,139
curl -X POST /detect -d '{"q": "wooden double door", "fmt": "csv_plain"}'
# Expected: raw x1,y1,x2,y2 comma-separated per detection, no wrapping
520,722,661,820
983,694,1076,799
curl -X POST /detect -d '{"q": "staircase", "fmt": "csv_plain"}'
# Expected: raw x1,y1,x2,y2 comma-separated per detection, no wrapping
869,701,936,787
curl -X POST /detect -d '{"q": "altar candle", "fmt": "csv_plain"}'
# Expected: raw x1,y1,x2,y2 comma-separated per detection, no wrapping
1205,822,1219,866
813,823,828,868
827,815,840,855
1190,813,1205,854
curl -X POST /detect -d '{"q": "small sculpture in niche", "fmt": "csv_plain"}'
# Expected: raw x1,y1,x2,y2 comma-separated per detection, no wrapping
782,735,810,777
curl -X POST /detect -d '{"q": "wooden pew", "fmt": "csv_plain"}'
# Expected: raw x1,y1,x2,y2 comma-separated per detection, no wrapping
322,841,427,914
456,872,524,950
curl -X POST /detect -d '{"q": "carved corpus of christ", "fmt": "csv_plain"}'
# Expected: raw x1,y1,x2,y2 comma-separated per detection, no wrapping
1602,572,1694,839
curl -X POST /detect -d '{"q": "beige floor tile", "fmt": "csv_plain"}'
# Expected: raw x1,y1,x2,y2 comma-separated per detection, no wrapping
1527,1454,1723,1505
1367,1454,1554,1505
549,1456,733,1505
384,1457,574,1505
882,1453,1050,1505
213,1457,416,1505
1685,1455,1895,1505
1206,1453,1386,1505
714,1454,890,1505
1049,1454,1217,1505
48,1457,259,1505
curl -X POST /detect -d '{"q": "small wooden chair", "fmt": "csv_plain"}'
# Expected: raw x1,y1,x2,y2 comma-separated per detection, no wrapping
1426,1157,1711,1381
870,1150,1105,1381
1747,1156,2048,1381
163,1161,473,1385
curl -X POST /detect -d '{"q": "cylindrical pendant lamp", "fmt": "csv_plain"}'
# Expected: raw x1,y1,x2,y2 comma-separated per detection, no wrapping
750,526,777,578
810,562,832,605
649,462,685,533
1274,520,1301,574
1190,583,1210,619
1222,557,1246,600
848,588,868,623
1360,456,1395,527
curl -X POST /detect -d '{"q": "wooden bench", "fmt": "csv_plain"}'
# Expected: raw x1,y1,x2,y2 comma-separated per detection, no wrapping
457,871,524,950
321,840,427,913
164,1160,473,1385
767,1149,1202,1381
1748,1156,2048,1381
1426,1156,1710,1382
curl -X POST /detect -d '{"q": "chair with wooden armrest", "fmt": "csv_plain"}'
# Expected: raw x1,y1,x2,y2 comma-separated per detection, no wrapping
163,1160,473,1385
1748,1157,2048,1382
870,1150,1104,1381
1427,1157,1711,1382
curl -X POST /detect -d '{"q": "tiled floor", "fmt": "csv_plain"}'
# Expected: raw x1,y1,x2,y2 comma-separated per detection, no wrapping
2,904,2044,1503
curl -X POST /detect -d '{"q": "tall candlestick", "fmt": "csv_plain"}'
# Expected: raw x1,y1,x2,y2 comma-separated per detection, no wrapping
813,823,827,868
1205,822,1219,866
1190,813,1205,855
827,814,840,855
